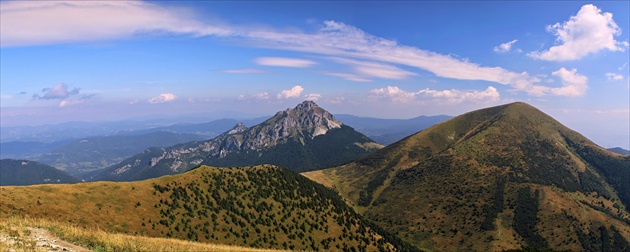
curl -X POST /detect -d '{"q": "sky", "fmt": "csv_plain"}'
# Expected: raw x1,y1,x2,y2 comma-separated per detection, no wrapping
1,1,629,148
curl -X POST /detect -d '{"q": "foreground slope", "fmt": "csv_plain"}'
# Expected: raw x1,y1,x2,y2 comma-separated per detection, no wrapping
1,216,281,252
1,165,417,251
304,102,630,251
0,159,80,186
96,101,381,181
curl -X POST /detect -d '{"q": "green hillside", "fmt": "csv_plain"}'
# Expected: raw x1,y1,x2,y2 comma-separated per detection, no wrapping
304,102,630,251
1,165,418,251
0,159,80,186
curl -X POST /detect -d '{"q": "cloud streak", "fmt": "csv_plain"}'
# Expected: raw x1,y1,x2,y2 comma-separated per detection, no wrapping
370,86,500,104
254,57,317,68
0,1,233,47
217,68,269,74
494,39,519,53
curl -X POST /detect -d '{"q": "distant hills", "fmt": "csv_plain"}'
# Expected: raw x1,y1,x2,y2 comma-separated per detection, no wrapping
0,165,419,251
305,102,630,251
608,147,630,155
35,131,206,179
335,114,451,145
2,131,207,180
0,159,79,186
96,101,381,181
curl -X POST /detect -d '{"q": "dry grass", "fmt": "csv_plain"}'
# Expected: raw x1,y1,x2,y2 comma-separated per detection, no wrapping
301,169,335,188
0,216,285,252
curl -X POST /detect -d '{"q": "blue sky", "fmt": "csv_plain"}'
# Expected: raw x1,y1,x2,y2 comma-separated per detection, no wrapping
1,1,629,148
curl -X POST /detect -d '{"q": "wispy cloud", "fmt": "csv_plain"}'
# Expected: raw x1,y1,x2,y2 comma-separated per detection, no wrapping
254,57,317,68
277,85,304,99
529,4,628,61
322,72,372,82
605,72,624,81
244,21,549,95
32,83,80,100
216,68,269,74
58,99,85,108
148,93,177,104
369,86,500,104
1,1,596,97
494,39,519,53
326,57,417,81
238,92,270,101
0,1,232,47
304,93,321,101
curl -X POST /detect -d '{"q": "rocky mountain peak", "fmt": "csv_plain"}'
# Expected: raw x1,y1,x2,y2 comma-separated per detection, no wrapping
280,100,342,138
294,100,318,111
227,122,247,135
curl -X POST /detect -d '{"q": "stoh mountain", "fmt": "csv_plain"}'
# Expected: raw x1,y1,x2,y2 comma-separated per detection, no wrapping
96,101,381,181
304,102,630,251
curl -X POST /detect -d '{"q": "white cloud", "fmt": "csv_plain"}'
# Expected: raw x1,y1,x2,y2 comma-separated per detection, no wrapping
369,86,500,104
549,68,588,96
494,39,518,53
529,4,628,61
304,93,321,101
254,57,316,68
217,68,268,74
605,72,624,81
58,99,84,108
276,85,304,99
33,83,80,100
0,1,232,47
238,92,270,100
148,93,177,103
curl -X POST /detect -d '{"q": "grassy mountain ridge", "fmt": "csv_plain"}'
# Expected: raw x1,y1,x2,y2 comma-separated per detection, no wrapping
1,165,418,251
0,159,80,186
304,102,630,251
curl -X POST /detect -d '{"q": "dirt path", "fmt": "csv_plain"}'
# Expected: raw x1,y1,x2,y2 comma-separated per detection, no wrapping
29,227,91,252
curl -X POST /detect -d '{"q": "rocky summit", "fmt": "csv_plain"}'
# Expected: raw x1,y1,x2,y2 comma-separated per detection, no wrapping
95,101,381,181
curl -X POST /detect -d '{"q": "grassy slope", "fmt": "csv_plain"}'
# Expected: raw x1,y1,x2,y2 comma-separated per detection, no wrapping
1,165,417,251
0,159,80,186
304,102,630,251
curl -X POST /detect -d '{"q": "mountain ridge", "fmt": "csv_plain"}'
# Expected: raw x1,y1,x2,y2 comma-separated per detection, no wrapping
96,101,381,181
304,102,630,251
